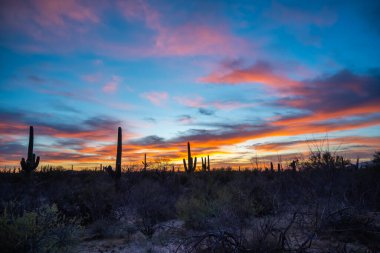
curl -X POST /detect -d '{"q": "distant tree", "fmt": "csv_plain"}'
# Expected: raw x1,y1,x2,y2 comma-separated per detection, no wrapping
373,151,380,166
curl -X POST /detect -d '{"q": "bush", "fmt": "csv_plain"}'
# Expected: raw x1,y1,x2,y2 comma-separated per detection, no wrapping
0,203,81,253
176,180,272,231
129,179,176,238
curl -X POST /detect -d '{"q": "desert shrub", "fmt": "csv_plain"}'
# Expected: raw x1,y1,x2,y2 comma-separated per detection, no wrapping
320,208,380,251
88,217,137,239
176,180,273,231
373,151,380,166
75,179,115,223
0,203,81,253
129,179,176,238
302,151,350,170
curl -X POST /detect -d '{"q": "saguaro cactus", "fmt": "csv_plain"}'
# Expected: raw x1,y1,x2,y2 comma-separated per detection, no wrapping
183,142,197,173
201,157,206,171
356,157,360,170
105,127,122,180
142,153,148,171
201,155,210,172
20,126,40,174
270,162,274,172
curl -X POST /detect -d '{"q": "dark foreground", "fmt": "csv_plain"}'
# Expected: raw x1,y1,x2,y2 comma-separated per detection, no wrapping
1,165,380,253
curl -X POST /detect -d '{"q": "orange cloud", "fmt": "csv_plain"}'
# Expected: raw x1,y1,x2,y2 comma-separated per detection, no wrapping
200,61,298,88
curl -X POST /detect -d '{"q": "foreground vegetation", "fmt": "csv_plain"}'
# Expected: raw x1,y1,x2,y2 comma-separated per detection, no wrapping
1,126,379,252
1,157,380,252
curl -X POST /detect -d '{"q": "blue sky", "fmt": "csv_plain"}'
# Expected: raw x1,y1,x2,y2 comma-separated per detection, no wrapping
0,0,379,168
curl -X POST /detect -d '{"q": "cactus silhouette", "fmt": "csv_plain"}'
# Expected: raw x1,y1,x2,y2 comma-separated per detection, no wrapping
207,155,210,171
20,126,40,174
270,162,274,172
201,157,206,171
183,142,197,173
201,155,210,172
142,153,148,171
105,127,122,180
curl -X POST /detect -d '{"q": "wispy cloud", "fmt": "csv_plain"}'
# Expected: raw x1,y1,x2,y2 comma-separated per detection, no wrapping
102,75,121,93
200,60,298,89
141,91,169,106
175,95,255,111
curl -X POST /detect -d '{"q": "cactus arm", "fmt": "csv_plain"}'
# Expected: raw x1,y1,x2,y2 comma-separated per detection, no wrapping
183,159,188,172
34,156,40,169
193,157,197,172
20,158,26,169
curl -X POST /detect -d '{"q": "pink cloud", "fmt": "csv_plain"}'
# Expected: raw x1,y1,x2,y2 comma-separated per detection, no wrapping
153,24,246,57
82,73,101,83
102,76,121,93
175,96,255,111
1,0,100,40
200,61,299,89
141,91,169,106
2,0,249,58
175,95,204,108
118,0,248,57
33,0,99,27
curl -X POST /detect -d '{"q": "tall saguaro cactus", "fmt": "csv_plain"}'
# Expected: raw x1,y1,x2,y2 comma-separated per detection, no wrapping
20,126,40,174
142,153,148,171
116,126,122,178
105,127,122,180
183,142,197,173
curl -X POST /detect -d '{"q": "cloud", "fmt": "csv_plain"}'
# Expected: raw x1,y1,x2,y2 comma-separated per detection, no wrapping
202,62,380,121
199,108,215,116
0,108,123,141
1,0,249,58
177,115,193,124
117,0,247,57
141,91,169,106
253,136,380,154
279,70,380,117
28,75,46,83
102,75,121,93
175,95,255,111
200,60,298,89
82,73,101,83
0,0,100,39
144,117,156,123
130,135,165,146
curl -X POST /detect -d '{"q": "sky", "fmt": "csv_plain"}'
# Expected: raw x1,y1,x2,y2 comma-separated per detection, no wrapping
0,0,379,169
